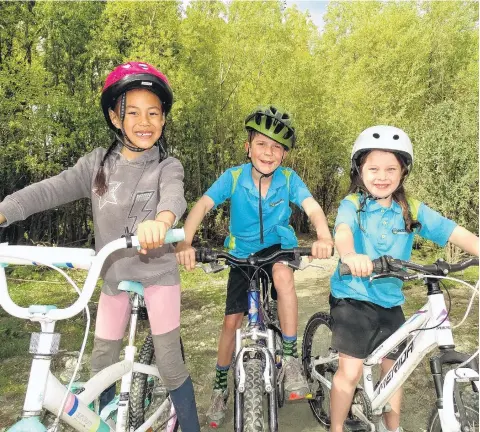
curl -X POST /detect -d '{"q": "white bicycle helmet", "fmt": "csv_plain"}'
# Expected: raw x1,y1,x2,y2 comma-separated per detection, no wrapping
351,125,414,172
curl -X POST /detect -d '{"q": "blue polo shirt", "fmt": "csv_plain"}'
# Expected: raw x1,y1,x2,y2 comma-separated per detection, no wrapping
330,194,457,308
205,163,312,258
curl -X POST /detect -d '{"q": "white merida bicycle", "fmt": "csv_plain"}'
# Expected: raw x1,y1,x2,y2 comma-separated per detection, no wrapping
302,255,479,432
1,230,185,432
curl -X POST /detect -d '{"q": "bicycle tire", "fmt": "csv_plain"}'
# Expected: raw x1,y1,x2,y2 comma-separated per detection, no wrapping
302,312,336,427
243,358,265,432
426,359,479,432
129,333,180,432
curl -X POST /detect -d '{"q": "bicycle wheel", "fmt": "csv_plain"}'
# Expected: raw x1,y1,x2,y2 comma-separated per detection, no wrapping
426,361,479,432
302,312,336,427
243,358,265,432
129,333,179,432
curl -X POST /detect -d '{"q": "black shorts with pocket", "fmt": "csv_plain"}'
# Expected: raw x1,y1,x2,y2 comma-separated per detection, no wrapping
225,244,281,315
329,294,406,360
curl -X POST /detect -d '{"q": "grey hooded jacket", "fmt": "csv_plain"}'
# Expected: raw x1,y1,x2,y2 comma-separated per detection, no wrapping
0,144,186,294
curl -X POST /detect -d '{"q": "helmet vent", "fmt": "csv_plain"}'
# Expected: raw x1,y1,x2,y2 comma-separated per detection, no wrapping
373,133,380,138
274,123,284,134
265,116,273,129
393,134,399,140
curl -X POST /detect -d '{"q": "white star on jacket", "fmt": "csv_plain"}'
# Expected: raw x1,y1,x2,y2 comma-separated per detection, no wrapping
93,181,122,210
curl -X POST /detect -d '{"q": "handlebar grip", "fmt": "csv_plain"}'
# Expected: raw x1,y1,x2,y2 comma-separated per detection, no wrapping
339,263,351,276
164,228,185,244
339,258,384,276
195,248,216,263
294,247,312,256
293,247,335,257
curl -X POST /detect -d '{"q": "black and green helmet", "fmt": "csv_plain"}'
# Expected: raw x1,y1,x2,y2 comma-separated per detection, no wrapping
244,105,296,150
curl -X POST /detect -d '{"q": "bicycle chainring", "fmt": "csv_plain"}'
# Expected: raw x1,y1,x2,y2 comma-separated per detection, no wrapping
351,387,373,422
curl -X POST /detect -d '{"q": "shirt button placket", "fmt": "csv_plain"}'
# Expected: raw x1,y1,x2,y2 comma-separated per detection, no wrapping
379,209,388,244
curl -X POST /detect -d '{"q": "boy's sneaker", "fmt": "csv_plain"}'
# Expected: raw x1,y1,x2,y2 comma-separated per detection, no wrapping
282,356,311,401
206,388,229,428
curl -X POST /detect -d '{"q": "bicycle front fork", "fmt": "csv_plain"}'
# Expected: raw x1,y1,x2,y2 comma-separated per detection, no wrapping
234,327,279,432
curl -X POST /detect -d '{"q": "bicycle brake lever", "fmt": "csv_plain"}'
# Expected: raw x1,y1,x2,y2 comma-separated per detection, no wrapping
195,263,227,274
290,258,326,270
279,258,302,270
370,270,411,282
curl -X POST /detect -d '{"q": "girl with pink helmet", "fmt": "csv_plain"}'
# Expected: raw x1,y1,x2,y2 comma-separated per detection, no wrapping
0,61,200,431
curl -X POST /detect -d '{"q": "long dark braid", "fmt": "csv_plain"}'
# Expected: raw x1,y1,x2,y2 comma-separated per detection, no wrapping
93,140,117,196
348,150,421,233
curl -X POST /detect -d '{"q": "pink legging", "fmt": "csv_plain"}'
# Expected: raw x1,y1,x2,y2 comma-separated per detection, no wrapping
95,284,181,339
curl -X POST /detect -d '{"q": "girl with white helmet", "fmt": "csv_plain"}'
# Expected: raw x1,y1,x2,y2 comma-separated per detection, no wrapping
329,125,478,431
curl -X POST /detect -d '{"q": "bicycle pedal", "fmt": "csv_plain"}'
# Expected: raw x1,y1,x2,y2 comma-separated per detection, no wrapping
286,391,307,401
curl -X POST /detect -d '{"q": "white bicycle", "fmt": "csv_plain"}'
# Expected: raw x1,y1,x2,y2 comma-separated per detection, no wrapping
1,230,185,432
302,255,479,432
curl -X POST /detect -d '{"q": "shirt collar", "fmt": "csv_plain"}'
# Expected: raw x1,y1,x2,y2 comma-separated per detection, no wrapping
238,163,287,192
113,141,162,163
364,196,402,214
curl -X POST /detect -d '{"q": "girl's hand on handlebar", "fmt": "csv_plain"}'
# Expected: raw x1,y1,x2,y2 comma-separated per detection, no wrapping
175,242,196,271
310,238,334,260
137,220,170,254
341,253,373,277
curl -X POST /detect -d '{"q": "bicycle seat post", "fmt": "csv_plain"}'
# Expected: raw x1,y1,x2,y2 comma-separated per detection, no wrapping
127,292,141,348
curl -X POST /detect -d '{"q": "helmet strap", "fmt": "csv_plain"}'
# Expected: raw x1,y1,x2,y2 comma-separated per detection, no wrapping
117,93,146,153
258,174,267,244
246,145,286,245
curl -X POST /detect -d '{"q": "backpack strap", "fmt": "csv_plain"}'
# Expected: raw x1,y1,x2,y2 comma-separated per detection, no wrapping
230,167,243,195
344,193,361,210
280,168,292,195
406,196,421,221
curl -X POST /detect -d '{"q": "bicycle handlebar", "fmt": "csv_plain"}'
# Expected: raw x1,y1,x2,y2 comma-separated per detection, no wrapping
339,255,479,280
0,229,185,321
195,247,312,267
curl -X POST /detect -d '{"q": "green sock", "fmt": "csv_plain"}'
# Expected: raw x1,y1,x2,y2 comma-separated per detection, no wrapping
213,364,229,391
283,334,298,358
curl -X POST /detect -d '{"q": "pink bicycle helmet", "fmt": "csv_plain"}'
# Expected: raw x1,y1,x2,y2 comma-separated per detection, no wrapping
101,61,173,131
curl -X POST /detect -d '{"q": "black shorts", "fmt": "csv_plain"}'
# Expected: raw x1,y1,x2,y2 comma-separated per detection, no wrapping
225,244,281,315
329,295,406,360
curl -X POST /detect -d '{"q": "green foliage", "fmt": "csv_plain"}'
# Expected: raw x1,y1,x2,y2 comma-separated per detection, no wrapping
0,0,477,245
